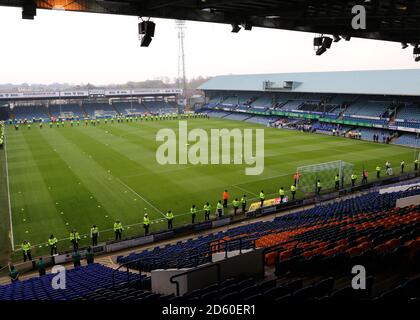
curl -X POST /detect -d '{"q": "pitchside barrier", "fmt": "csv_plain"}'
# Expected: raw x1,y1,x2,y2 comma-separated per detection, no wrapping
10,171,420,274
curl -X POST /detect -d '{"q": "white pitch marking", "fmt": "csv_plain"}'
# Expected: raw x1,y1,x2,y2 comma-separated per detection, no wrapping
115,177,165,217
4,132,15,251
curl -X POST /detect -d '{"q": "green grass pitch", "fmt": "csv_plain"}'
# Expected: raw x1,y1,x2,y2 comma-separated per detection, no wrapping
0,118,416,260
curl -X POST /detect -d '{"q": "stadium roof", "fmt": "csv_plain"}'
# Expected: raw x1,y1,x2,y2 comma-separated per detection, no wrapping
2,0,420,44
199,69,420,97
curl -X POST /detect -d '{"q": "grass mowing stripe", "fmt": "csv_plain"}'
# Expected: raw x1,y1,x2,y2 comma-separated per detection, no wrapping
2,119,417,260
115,177,165,217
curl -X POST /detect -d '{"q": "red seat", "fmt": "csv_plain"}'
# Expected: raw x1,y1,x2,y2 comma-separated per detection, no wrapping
385,238,400,250
357,242,371,251
280,250,292,261
334,245,347,252
265,252,278,266
347,247,363,256
323,249,337,256
374,244,388,254
336,239,348,246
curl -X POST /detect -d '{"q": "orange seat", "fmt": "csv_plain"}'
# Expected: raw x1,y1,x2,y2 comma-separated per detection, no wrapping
323,249,337,256
280,250,292,261
347,247,363,256
336,239,348,246
303,250,315,258
312,248,325,256
357,242,371,251
407,240,420,254
374,244,388,254
356,236,369,244
265,252,278,266
334,245,347,252
385,238,400,250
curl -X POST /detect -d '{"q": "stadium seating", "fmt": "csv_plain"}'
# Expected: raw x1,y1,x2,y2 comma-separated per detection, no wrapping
236,105,250,112
12,105,49,120
223,113,252,121
49,104,85,118
396,104,420,121
327,94,359,106
298,103,337,113
115,186,419,301
250,95,272,108
0,106,10,121
207,110,230,118
221,96,240,106
0,264,141,300
358,128,389,141
344,98,391,118
311,122,341,133
112,102,147,115
83,103,117,117
208,95,224,105
117,187,420,273
143,101,175,114
395,120,420,129
245,115,277,125
341,116,387,125
394,133,420,147
278,100,304,111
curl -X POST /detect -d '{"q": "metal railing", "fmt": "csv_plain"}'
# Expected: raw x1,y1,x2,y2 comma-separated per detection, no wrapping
111,234,257,289
111,261,142,289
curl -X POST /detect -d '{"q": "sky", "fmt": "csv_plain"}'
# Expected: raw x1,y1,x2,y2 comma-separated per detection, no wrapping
0,6,419,85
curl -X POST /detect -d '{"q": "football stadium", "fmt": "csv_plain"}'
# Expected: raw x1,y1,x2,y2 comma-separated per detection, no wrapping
0,0,419,309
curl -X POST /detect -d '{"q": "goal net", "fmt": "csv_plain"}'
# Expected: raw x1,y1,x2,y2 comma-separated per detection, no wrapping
296,160,354,194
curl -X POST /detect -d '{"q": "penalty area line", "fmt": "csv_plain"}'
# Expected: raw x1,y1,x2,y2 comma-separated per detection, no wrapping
231,184,258,196
115,177,166,218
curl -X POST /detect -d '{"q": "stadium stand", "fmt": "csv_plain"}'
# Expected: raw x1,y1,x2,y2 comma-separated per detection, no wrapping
278,100,304,111
0,264,142,300
344,98,391,118
112,102,147,115
357,128,388,141
250,94,272,108
207,110,230,118
105,185,420,302
245,115,277,125
117,187,420,273
11,105,49,120
235,105,250,112
223,113,252,121
143,101,176,114
341,116,387,125
83,103,117,117
221,96,240,106
49,104,85,119
395,121,420,129
394,133,420,148
0,107,9,121
311,122,341,134
396,103,420,121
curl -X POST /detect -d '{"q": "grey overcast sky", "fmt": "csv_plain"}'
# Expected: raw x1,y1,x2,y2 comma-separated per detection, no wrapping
0,6,419,85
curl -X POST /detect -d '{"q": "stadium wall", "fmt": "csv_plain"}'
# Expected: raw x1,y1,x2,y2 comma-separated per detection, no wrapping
151,248,264,296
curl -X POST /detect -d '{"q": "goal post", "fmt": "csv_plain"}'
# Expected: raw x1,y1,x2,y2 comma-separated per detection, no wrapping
296,160,354,194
